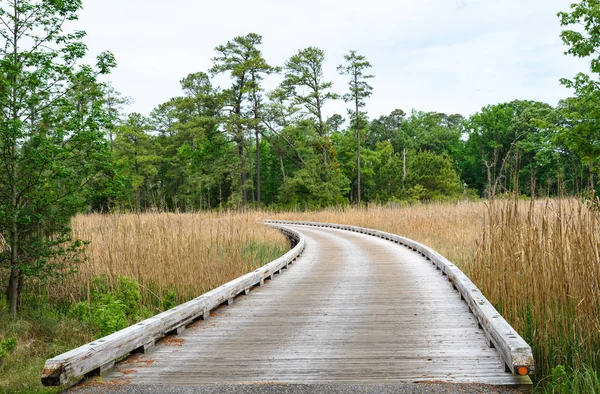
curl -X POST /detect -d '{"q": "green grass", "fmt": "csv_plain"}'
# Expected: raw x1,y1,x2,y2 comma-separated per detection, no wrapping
0,296,96,393
241,240,289,269
538,364,600,394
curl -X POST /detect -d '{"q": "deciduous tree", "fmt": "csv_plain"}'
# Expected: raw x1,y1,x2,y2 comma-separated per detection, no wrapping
559,0,600,193
0,0,115,317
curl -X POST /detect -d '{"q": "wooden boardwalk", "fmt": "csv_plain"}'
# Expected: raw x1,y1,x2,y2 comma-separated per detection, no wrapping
94,224,531,387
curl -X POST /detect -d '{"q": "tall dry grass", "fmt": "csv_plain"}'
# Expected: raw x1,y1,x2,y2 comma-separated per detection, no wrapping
53,211,289,307
60,204,484,307
471,198,600,378
271,200,599,379
50,200,599,381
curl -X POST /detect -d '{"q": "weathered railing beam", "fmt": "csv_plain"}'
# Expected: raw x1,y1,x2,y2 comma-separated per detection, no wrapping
265,220,535,377
41,224,304,387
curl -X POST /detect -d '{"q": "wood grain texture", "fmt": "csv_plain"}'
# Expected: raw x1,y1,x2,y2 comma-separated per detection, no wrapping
93,224,531,388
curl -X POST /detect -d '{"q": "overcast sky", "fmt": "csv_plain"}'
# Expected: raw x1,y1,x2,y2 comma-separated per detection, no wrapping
74,0,587,119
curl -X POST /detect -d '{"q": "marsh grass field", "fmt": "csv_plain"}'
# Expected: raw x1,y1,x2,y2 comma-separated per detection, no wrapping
1,199,599,392
64,212,290,307
269,199,600,390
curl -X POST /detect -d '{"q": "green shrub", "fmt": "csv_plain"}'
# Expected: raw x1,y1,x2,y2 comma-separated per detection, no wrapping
1,338,17,353
90,275,108,296
0,337,17,364
0,298,95,392
116,276,141,317
93,294,128,336
140,306,154,319
162,290,178,310
69,275,143,338
69,301,92,322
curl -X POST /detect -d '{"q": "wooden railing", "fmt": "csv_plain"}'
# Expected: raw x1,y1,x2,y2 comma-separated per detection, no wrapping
265,220,535,377
41,224,304,386
42,220,534,387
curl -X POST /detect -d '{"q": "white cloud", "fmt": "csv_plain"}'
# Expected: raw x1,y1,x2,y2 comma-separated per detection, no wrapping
74,0,589,119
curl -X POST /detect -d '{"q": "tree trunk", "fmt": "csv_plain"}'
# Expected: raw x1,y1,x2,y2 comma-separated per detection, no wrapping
207,186,211,210
16,274,23,306
8,267,19,318
8,126,19,317
484,159,494,199
239,142,248,205
8,0,20,319
279,152,286,179
403,148,407,180
135,187,141,214
355,92,361,205
8,222,19,318
219,183,223,209
316,96,328,166
250,72,262,205
255,128,261,205
249,154,255,204
590,163,595,193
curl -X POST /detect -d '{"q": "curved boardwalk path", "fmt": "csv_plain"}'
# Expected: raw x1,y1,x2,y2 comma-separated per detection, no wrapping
77,224,530,390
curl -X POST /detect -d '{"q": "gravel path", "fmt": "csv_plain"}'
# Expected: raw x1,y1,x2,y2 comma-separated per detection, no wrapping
67,382,526,394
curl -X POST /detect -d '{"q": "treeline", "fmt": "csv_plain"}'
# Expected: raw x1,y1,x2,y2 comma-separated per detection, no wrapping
93,34,597,212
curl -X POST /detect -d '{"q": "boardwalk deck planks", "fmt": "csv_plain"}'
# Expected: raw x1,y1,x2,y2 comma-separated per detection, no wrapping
267,221,534,377
43,221,533,390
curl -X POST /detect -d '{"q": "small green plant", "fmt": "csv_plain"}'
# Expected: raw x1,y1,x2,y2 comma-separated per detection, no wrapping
90,275,109,296
0,338,17,365
116,276,141,317
69,301,92,322
0,337,17,365
162,290,179,310
547,365,569,393
544,364,600,394
70,275,143,337
93,294,128,336
0,298,97,392
1,338,17,353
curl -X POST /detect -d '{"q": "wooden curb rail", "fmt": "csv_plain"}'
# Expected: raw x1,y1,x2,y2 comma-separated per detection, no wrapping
41,224,305,387
264,220,535,378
